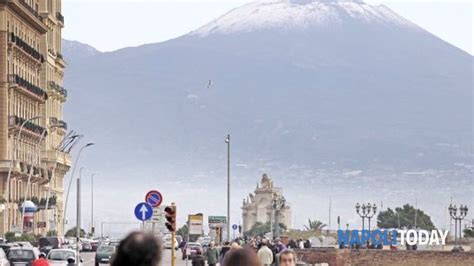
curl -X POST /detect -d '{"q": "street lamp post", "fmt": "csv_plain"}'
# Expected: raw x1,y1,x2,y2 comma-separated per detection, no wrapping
449,204,468,251
21,127,48,233
5,115,42,232
356,202,377,232
76,167,85,263
225,134,230,241
63,143,94,234
90,173,95,237
272,195,286,239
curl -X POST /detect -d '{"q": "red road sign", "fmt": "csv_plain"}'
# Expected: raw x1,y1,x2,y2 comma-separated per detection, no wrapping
145,190,163,208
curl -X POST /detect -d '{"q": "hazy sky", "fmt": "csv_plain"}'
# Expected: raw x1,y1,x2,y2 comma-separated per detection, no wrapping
63,0,473,54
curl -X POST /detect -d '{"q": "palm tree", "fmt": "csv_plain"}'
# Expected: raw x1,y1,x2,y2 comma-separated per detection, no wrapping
304,219,326,231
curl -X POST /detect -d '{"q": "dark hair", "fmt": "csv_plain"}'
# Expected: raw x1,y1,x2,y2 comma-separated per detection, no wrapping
279,249,296,263
222,248,260,266
111,231,162,266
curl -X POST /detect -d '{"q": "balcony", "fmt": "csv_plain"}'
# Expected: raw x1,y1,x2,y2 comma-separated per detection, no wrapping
56,12,64,25
8,115,48,137
18,0,39,18
9,32,44,63
9,74,47,101
55,52,66,67
49,117,68,131
48,81,68,98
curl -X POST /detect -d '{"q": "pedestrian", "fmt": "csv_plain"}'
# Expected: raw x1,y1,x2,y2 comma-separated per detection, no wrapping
257,240,273,266
279,250,297,266
111,231,162,266
66,257,76,266
298,239,305,249
32,253,49,266
222,247,261,266
205,241,219,266
192,249,206,266
219,241,230,265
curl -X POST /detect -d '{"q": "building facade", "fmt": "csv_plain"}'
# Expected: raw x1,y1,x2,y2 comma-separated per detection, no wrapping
0,0,69,236
241,174,291,233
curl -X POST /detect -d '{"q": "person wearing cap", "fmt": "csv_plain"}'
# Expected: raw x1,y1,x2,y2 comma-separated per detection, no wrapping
32,253,49,266
192,249,206,266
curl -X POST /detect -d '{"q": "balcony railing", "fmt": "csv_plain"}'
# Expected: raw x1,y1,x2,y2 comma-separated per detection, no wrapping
10,33,44,63
49,117,68,130
9,74,47,100
48,81,68,97
57,53,64,60
19,0,40,18
8,115,48,136
56,12,64,24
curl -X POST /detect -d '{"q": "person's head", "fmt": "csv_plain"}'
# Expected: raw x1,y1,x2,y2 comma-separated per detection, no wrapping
230,242,241,251
210,241,215,247
224,241,230,246
67,257,76,264
279,250,297,266
222,248,260,266
39,253,46,259
111,231,162,266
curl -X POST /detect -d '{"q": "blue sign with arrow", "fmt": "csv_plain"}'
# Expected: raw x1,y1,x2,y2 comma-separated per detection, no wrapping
232,224,238,230
134,202,153,221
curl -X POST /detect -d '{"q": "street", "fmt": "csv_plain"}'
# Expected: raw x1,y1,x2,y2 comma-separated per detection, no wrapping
80,249,190,266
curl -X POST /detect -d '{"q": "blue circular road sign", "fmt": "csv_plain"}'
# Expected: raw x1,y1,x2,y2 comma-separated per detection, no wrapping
232,224,238,230
134,202,153,221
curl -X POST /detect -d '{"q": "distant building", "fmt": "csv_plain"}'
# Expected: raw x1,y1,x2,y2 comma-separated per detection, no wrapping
241,174,291,233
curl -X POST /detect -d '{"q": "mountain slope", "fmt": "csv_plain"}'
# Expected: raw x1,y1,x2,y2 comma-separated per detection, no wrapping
62,0,473,227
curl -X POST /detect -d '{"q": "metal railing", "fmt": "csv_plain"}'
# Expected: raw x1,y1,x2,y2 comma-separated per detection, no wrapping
9,32,44,63
9,74,47,100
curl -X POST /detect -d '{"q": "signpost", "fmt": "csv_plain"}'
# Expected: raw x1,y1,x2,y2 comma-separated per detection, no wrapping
134,202,153,230
209,216,227,243
188,214,204,235
232,224,238,239
145,190,163,208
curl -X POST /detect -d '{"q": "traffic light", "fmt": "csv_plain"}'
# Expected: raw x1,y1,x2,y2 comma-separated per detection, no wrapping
91,227,95,234
164,204,176,232
238,225,242,234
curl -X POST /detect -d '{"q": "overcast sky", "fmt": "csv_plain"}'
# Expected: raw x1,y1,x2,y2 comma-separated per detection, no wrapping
62,0,473,54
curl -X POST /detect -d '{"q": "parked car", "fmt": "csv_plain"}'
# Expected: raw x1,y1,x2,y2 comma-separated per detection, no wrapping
0,248,10,266
163,236,178,250
39,237,64,255
182,243,203,260
46,248,83,266
0,244,14,255
6,246,39,265
95,245,116,266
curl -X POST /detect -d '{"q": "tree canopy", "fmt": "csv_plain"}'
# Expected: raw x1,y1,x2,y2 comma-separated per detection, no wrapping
65,227,86,238
377,204,435,230
304,219,326,231
245,221,287,237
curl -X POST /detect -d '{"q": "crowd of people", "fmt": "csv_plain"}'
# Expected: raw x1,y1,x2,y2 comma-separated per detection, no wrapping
110,232,301,266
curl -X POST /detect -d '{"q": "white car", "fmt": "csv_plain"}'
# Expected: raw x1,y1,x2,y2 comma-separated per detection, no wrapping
163,236,178,250
47,249,83,266
0,249,9,266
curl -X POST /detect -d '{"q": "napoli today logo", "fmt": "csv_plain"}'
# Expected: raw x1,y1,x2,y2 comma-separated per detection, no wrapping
337,229,449,246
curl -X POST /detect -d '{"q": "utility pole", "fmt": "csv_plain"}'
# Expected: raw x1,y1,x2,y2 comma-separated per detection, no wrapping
91,173,95,237
225,134,230,241
76,175,81,263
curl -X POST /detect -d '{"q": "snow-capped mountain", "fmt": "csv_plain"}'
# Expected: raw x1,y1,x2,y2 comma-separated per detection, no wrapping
192,0,415,36
63,0,472,228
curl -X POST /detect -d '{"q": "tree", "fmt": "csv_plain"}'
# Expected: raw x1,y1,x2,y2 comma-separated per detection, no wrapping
377,204,435,230
304,219,326,231
65,227,86,238
176,224,189,237
463,228,474,238
244,221,287,237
